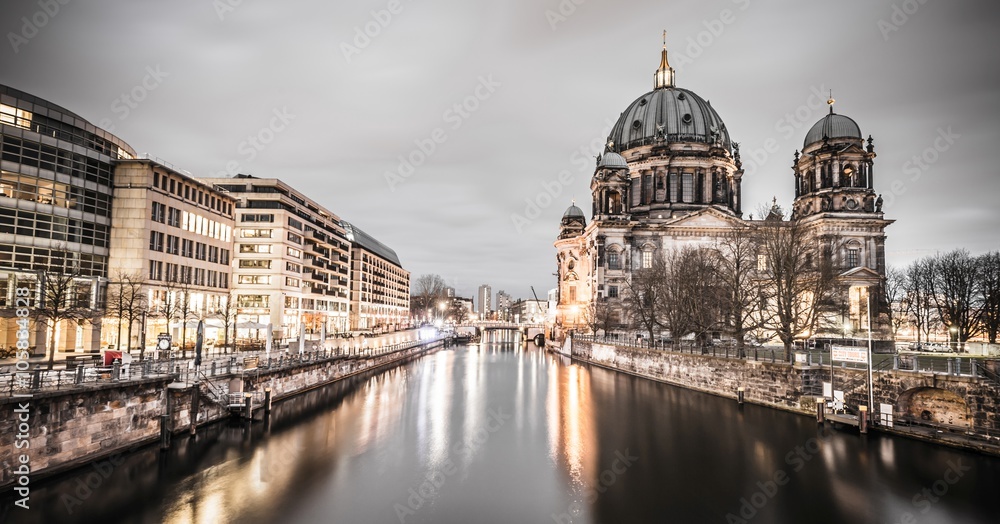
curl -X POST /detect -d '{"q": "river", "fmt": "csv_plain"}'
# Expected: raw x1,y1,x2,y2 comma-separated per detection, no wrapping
3,332,999,523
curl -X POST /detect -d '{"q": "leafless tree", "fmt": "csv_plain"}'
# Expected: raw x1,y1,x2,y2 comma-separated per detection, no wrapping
447,299,470,324
904,258,937,346
35,267,95,369
755,213,836,360
217,290,237,354
176,278,194,358
714,228,762,357
411,274,447,322
928,250,982,350
885,266,908,337
624,255,665,345
676,247,722,351
978,251,1000,344
584,299,615,336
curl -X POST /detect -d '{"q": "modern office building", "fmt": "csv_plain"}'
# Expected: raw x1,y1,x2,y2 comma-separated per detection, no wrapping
0,84,135,355
477,284,492,317
342,221,410,332
105,158,235,350
496,290,512,321
199,175,352,342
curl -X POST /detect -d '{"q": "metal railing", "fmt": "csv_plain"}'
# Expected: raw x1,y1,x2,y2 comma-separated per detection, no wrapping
0,336,446,398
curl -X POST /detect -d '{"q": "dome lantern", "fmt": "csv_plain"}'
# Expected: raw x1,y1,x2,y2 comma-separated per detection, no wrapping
653,31,675,89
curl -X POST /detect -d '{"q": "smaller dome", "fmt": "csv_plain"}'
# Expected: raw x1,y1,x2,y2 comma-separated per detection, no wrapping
562,204,586,219
804,113,862,148
598,152,628,170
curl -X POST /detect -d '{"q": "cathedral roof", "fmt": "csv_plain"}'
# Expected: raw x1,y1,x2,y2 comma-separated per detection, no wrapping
804,112,862,148
597,152,628,170
562,204,586,220
607,86,731,153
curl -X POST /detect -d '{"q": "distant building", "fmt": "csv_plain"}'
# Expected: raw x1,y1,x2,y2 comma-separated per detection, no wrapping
514,299,547,324
477,284,492,316
199,175,352,340
342,221,410,332
496,290,512,321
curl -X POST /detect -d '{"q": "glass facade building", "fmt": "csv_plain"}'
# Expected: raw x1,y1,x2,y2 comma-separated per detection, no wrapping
0,84,136,354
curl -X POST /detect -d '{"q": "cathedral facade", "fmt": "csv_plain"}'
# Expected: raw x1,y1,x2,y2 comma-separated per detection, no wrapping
553,44,893,344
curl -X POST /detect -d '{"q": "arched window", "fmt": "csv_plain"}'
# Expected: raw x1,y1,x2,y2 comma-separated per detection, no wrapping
844,240,862,268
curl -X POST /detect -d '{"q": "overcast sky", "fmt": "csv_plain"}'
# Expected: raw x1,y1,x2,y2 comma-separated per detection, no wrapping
3,0,999,300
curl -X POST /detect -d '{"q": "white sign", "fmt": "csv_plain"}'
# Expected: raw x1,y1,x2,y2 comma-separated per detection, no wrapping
832,346,868,364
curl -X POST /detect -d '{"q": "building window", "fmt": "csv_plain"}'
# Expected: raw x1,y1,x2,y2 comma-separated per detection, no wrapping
846,248,860,268
241,213,274,223
286,262,301,273
151,201,166,223
238,275,271,285
167,207,181,227
608,285,619,299
240,244,271,254
669,173,679,202
181,239,194,258
166,235,179,255
757,254,767,272
149,260,162,281
149,231,164,252
287,232,302,244
642,251,652,269
288,217,303,230
237,294,269,308
608,252,620,270
681,173,694,203
568,286,577,302
239,259,272,269
288,247,302,258
240,228,272,238
221,249,230,265
286,277,300,287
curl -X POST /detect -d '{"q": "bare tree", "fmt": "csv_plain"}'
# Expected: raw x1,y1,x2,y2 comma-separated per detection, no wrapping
583,299,614,336
978,251,1000,344
447,299,470,324
715,228,762,357
756,214,836,360
904,258,937,347
885,266,908,338
35,268,95,369
411,274,447,322
217,290,237,355
676,247,722,351
107,271,129,350
929,250,982,351
624,256,665,345
177,278,194,358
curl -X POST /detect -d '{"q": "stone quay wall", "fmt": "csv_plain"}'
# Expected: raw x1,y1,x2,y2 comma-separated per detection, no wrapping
0,339,445,490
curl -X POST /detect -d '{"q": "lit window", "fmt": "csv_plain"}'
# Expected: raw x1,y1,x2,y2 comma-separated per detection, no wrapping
642,251,652,269
0,104,32,130
757,254,767,272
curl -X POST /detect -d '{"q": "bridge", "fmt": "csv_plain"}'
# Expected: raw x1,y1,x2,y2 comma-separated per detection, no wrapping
456,322,546,344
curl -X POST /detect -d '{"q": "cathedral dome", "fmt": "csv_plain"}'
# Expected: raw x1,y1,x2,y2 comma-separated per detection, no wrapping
607,87,731,153
597,152,628,170
803,113,862,148
562,204,586,220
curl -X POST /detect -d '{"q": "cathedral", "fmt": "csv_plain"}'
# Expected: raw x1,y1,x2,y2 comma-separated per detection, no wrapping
553,42,894,345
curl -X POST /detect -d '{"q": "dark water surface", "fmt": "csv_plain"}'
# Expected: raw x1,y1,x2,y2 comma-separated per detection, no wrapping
3,334,999,523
